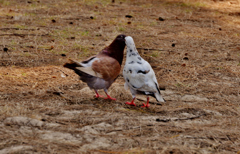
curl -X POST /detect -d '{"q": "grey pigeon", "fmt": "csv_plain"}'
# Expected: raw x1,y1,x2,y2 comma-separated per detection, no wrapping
123,36,165,107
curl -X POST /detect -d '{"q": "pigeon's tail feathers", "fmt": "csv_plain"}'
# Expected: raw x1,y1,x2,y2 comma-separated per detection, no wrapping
77,66,103,79
63,59,92,82
63,59,83,69
154,92,166,103
154,82,166,103
64,59,103,79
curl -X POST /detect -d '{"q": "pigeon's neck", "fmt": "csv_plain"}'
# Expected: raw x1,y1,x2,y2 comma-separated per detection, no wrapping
126,47,139,61
102,42,125,65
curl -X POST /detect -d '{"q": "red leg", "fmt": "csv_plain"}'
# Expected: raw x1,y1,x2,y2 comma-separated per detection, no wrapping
125,97,136,106
104,92,116,101
94,90,104,98
141,97,150,108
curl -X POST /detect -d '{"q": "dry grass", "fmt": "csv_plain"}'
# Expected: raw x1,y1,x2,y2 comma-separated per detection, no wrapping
0,0,240,153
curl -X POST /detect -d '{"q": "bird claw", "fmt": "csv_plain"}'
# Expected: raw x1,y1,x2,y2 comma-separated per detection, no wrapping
105,96,116,101
95,94,104,98
141,103,150,108
125,102,136,106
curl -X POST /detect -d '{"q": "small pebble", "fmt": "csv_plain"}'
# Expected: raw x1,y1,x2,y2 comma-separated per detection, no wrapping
125,15,133,18
183,57,189,60
3,47,8,52
159,17,164,21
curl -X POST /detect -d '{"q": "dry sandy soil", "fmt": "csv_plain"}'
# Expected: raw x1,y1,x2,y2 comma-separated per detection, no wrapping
0,0,240,153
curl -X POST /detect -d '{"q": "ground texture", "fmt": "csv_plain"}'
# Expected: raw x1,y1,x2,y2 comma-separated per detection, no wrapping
0,0,240,153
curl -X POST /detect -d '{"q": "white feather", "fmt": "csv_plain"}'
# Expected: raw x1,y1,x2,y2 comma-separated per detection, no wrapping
76,57,103,79
76,66,103,79
123,36,165,102
80,57,99,67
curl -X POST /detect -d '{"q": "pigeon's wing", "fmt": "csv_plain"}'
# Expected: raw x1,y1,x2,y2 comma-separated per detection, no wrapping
81,56,97,66
142,64,165,102
139,61,160,92
91,55,121,81
123,60,146,88
66,55,121,81
124,60,157,92
73,57,104,79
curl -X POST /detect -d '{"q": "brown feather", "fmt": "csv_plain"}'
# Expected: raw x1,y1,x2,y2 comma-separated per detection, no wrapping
92,55,121,81
63,34,126,92
98,34,126,65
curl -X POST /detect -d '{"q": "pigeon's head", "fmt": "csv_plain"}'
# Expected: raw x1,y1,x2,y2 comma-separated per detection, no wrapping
108,34,126,49
125,36,136,49
102,34,126,65
115,34,126,42
125,36,138,55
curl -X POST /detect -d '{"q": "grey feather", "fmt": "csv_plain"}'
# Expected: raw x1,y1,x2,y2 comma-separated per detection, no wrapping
123,36,165,103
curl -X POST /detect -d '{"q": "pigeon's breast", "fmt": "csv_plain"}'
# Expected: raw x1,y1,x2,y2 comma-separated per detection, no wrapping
86,76,114,90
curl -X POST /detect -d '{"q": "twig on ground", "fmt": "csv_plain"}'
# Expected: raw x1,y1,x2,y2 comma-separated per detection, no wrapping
226,135,236,144
0,33,50,37
0,28,37,31
137,47,165,51
156,114,206,123
185,136,238,141
54,67,69,77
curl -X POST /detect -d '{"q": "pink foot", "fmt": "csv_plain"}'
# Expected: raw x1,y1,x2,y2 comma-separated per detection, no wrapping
105,95,116,101
141,97,150,108
104,91,116,101
125,101,136,106
141,103,150,108
94,90,104,98
95,94,104,98
125,97,136,106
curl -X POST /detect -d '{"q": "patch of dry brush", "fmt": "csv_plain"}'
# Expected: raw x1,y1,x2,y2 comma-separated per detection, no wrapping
0,0,240,153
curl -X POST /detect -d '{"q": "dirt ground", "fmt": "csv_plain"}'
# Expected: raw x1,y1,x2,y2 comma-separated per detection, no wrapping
0,0,240,153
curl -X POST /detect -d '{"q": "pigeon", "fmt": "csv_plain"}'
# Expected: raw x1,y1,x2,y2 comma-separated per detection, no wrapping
123,36,165,107
64,34,126,100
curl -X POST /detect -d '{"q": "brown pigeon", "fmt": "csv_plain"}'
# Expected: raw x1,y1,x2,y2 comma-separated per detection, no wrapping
64,34,126,100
